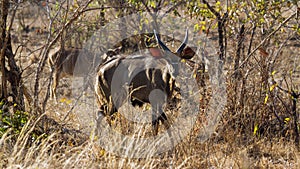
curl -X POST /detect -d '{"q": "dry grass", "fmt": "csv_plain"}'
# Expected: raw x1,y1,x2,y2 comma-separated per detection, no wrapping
1,122,299,169
1,1,300,168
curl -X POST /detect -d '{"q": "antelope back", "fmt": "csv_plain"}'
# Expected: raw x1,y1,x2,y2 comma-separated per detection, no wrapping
59,49,80,76
49,47,100,76
49,48,79,75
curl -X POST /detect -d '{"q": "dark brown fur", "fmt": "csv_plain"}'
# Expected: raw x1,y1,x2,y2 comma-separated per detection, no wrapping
95,30,195,135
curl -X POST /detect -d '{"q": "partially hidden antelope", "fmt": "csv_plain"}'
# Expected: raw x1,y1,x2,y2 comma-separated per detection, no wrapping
48,47,98,101
48,46,122,101
95,29,196,135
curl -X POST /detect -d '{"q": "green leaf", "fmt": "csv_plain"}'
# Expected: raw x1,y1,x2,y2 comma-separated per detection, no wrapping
270,84,277,92
194,23,200,32
149,1,156,8
264,94,269,104
284,118,290,124
253,124,259,135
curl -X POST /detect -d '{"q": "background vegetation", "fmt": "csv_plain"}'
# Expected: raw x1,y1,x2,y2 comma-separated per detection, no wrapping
0,0,299,168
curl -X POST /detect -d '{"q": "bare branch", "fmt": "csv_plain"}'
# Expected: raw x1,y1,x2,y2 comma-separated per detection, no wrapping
239,11,297,68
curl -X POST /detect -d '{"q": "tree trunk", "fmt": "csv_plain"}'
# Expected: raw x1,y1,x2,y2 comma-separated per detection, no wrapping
0,0,24,109
0,0,10,99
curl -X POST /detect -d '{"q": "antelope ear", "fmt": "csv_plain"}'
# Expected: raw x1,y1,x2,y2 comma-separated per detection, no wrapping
149,47,163,58
180,46,196,59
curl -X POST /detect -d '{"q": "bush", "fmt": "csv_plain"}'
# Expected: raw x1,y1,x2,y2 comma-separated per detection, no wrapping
0,99,29,138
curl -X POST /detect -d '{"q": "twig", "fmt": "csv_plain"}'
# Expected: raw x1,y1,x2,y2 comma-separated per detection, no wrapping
239,11,297,68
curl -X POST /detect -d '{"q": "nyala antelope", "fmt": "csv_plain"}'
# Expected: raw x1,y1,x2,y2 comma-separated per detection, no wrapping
95,29,196,135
